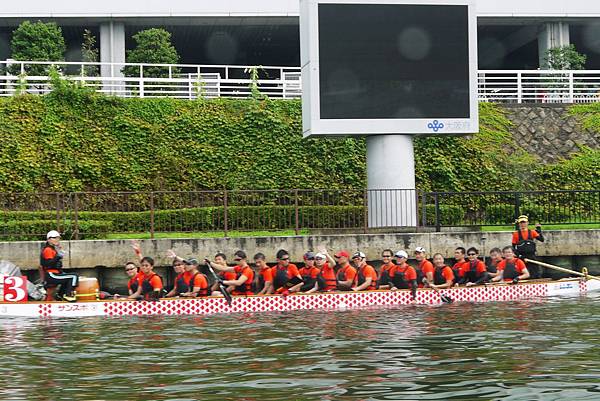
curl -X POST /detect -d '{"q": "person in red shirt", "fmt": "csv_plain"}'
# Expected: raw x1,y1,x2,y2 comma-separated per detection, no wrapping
165,259,187,298
222,250,255,295
389,250,418,300
180,259,210,297
334,250,356,291
512,215,545,279
487,247,503,278
377,249,396,290
452,247,469,285
271,249,303,294
296,252,321,293
136,256,163,301
314,250,336,292
428,253,455,289
458,247,489,286
492,246,530,283
351,252,377,291
208,252,235,294
254,253,274,295
415,246,434,286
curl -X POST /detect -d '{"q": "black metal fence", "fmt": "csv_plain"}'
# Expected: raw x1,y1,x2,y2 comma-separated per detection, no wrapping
0,189,597,240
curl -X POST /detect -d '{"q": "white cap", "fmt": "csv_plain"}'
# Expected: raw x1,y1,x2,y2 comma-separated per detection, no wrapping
395,250,408,259
314,253,326,260
46,230,61,239
352,251,366,259
415,246,426,253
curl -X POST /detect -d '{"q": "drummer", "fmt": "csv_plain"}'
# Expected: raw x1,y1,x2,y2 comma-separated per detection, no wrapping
40,230,79,302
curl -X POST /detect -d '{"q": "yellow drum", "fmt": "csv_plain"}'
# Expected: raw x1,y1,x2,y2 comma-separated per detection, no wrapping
75,277,99,301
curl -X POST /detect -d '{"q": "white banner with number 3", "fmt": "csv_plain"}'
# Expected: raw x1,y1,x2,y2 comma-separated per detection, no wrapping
3,276,28,302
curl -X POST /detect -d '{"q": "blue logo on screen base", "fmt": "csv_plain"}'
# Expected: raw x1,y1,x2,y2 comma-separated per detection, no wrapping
428,120,444,132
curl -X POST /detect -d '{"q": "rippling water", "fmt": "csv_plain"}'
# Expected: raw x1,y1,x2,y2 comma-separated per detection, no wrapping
1,294,600,401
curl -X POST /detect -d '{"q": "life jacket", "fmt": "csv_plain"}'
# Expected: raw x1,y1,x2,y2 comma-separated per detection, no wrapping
356,265,376,290
40,243,63,274
502,260,519,280
188,272,210,296
452,261,466,283
377,263,394,288
234,266,254,295
415,260,427,286
175,273,188,294
336,265,355,290
141,273,163,300
317,264,336,291
434,266,450,286
462,260,484,283
391,264,411,289
299,267,319,292
272,265,302,290
128,275,139,293
515,230,536,256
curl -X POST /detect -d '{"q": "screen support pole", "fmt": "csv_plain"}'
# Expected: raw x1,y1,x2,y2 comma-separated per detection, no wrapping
366,134,417,228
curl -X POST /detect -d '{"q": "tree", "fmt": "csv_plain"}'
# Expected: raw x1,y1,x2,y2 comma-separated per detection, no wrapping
81,29,99,77
544,44,587,70
123,28,180,78
10,21,66,76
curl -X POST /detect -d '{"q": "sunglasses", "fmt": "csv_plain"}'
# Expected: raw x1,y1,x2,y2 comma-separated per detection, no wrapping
315,257,324,261
234,258,242,261
382,255,392,258
467,253,476,256
280,257,290,261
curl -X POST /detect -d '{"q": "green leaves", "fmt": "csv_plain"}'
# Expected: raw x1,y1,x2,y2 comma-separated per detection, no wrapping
123,28,180,78
10,21,66,76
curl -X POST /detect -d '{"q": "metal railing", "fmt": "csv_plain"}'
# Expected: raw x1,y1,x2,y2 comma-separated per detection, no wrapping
2,60,600,103
0,189,597,240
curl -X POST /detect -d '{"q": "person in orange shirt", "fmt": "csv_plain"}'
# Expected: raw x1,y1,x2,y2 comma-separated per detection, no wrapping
314,251,336,292
39,230,79,302
389,250,418,300
165,259,187,298
222,250,255,296
334,250,356,291
271,249,303,294
415,247,434,286
512,215,544,279
297,252,321,293
136,256,163,301
452,247,469,284
180,259,210,297
351,252,377,291
492,246,530,283
486,247,503,278
208,252,235,294
458,247,489,286
428,253,455,289
121,262,142,299
377,249,396,290
254,253,274,295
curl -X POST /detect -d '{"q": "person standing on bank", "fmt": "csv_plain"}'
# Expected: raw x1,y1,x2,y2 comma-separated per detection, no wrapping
512,215,544,279
39,230,79,302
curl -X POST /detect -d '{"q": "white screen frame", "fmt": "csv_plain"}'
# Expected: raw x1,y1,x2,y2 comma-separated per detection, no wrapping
300,0,479,137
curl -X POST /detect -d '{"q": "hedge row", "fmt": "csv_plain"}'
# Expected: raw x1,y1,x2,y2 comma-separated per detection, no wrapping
0,219,111,241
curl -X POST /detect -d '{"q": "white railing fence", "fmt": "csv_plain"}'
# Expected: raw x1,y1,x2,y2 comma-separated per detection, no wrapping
1,60,600,103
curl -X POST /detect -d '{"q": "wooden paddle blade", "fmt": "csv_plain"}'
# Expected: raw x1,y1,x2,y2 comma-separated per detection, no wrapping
220,284,233,306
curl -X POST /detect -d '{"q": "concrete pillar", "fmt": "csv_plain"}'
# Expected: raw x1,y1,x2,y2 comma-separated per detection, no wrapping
538,22,570,68
100,21,125,93
366,135,417,228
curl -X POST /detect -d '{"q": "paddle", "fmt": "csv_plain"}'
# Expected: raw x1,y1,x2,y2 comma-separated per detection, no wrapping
524,259,600,282
204,259,233,306
422,278,453,304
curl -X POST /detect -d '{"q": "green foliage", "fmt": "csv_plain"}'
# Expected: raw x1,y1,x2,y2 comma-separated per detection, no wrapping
123,28,180,78
544,44,587,70
534,147,600,191
422,205,465,226
0,219,110,241
81,29,99,77
10,21,66,76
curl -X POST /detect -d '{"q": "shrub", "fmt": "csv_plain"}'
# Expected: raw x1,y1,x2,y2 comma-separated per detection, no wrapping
422,205,465,226
10,21,66,76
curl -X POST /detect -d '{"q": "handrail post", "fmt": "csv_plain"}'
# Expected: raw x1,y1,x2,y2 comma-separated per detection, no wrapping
294,189,300,235
56,193,62,233
434,193,441,232
139,65,144,98
363,189,368,234
149,191,155,239
421,192,427,227
223,189,229,237
569,71,574,103
514,192,521,222
517,72,522,103
73,193,79,240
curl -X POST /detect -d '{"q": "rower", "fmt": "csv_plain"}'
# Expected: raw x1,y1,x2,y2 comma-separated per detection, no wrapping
39,230,79,302
297,252,320,293
208,252,235,293
415,247,434,286
180,259,210,297
486,247,503,278
222,250,255,296
427,253,455,289
254,253,274,295
351,252,377,291
389,250,418,300
491,246,530,283
315,249,337,292
113,261,142,299
452,247,469,284
458,247,489,286
334,250,356,291
165,259,186,298
138,256,163,300
271,249,303,294
512,215,545,279
377,249,396,290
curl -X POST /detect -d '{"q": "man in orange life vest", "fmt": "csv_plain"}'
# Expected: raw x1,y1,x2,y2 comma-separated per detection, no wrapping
512,215,544,279
165,259,187,298
296,252,321,293
492,246,530,283
222,251,255,295
335,250,357,291
458,247,489,286
39,230,79,302
180,259,210,297
415,247,434,286
451,247,469,285
351,252,377,291
271,249,304,294
389,250,418,300
314,250,337,292
254,252,274,295
377,249,396,290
